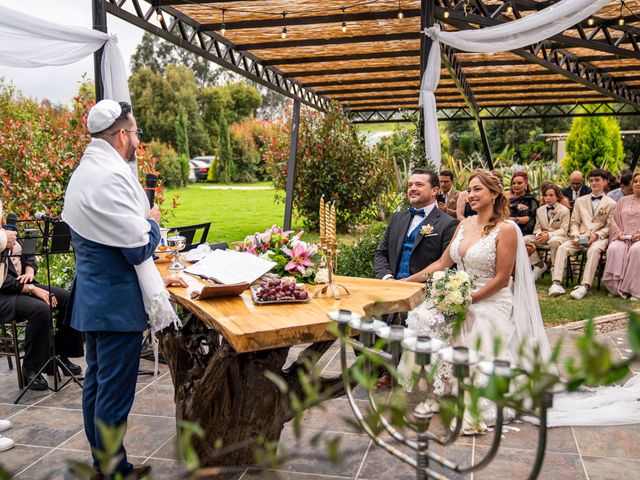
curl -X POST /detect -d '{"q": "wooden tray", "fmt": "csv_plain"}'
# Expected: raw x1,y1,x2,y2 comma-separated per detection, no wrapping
250,285,311,305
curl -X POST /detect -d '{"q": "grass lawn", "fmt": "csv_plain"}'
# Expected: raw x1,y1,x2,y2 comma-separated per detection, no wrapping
537,275,630,325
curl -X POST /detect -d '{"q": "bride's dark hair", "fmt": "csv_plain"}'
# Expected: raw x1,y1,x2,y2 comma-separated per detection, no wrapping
469,169,509,236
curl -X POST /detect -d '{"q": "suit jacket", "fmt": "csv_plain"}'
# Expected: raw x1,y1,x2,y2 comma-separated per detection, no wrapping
562,184,591,205
374,206,458,279
533,203,570,239
67,220,160,333
569,194,616,241
443,188,460,218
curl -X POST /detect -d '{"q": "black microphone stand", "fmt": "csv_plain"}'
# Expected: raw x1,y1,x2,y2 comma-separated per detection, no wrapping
15,217,83,403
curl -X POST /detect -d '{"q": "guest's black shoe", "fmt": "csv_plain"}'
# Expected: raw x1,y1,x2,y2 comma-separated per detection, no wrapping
22,368,49,391
90,464,151,480
59,357,82,376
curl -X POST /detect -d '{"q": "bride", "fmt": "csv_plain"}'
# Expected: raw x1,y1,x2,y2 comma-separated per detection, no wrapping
402,169,640,430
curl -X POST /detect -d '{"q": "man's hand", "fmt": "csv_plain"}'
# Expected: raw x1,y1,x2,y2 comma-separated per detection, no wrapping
17,266,35,284
632,233,640,243
588,234,598,246
30,286,58,307
536,232,550,243
148,205,161,224
163,276,188,287
4,230,17,250
437,201,447,212
572,235,581,246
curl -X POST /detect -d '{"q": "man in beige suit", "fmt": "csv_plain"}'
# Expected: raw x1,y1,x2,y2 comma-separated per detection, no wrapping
549,169,616,300
524,183,570,281
438,170,459,218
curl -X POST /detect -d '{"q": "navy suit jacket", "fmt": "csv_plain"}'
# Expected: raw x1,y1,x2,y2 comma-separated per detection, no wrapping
66,220,160,333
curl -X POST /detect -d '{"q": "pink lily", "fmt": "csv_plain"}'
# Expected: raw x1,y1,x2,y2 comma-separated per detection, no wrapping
282,242,318,275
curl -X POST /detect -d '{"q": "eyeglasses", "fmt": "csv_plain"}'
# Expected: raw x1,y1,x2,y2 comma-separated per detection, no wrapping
109,128,143,140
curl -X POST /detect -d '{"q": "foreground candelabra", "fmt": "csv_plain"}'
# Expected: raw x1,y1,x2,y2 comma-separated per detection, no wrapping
315,196,350,299
329,310,554,480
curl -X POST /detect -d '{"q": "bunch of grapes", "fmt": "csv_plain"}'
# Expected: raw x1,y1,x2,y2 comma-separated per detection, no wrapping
255,279,308,302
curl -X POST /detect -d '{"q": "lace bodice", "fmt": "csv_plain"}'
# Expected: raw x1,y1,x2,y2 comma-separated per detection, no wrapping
450,224,500,280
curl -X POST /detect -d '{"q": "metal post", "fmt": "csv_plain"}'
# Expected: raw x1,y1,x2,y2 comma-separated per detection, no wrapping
417,0,434,149
92,0,107,102
478,119,494,170
283,100,301,230
630,139,640,171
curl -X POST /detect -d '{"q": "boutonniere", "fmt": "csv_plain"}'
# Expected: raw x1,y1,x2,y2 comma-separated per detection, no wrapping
420,224,436,237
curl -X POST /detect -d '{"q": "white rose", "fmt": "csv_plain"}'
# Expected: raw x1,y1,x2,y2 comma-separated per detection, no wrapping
433,271,445,281
315,268,329,284
447,291,464,305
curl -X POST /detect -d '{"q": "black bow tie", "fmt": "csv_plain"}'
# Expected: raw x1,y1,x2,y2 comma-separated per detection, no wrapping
409,207,426,217
547,205,555,211
592,195,603,200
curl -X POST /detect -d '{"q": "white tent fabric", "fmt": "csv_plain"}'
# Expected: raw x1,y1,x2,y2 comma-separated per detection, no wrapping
420,0,610,170
0,5,130,102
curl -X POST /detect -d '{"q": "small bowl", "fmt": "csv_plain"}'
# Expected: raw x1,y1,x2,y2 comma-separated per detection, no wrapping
154,249,174,263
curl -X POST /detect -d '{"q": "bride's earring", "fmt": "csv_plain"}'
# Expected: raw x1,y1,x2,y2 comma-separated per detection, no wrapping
492,197,496,205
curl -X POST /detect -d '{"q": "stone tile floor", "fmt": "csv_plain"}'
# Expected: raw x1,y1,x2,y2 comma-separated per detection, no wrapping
0,328,638,479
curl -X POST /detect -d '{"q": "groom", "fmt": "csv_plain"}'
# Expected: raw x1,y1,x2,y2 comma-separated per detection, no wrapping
375,169,458,281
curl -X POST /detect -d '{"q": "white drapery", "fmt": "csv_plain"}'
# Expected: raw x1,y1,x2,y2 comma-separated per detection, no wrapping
0,5,130,102
420,0,611,170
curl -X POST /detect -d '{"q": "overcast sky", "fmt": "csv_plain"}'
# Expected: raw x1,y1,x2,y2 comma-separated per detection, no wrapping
0,0,143,105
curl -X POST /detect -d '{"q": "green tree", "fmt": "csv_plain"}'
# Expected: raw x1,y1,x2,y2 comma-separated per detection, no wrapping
216,112,233,183
131,32,222,87
129,65,211,156
563,115,625,177
175,109,190,157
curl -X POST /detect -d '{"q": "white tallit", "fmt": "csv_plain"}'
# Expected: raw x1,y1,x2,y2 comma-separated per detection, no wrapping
62,138,180,333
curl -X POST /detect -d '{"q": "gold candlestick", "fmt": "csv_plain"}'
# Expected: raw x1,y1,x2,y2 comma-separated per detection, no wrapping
315,199,349,300
319,196,326,249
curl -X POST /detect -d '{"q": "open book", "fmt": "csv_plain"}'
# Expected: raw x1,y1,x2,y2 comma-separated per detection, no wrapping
185,249,276,285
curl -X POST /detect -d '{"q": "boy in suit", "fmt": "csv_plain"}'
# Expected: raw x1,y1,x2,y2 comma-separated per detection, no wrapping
549,169,616,300
524,183,570,281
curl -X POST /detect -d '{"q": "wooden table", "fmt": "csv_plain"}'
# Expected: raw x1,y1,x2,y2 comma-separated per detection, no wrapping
157,263,425,466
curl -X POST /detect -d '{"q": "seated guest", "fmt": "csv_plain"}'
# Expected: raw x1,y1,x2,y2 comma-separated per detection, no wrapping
525,183,570,281
549,169,616,300
0,220,84,390
608,169,633,202
602,171,640,300
437,170,459,218
509,171,538,236
562,170,591,209
539,180,570,209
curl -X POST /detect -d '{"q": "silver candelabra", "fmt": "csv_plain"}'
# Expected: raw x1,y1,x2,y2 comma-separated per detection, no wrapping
329,310,554,480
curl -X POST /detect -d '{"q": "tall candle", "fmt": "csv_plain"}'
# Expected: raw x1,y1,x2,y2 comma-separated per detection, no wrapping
319,196,325,245
330,203,336,246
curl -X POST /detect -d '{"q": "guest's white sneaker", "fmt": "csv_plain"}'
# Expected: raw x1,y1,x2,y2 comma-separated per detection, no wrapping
570,285,588,300
0,419,10,432
0,436,14,452
548,283,565,296
532,264,548,281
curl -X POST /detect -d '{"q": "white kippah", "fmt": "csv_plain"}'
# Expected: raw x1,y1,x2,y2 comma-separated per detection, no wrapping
87,99,122,134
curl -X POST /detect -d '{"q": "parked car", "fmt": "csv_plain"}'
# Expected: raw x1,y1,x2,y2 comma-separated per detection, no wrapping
190,159,209,181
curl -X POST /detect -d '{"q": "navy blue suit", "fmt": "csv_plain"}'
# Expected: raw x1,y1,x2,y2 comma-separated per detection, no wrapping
68,220,160,476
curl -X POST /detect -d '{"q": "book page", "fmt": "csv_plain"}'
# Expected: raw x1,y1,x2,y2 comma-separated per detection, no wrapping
185,249,276,285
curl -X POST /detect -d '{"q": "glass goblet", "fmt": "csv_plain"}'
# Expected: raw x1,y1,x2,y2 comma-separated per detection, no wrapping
167,235,187,271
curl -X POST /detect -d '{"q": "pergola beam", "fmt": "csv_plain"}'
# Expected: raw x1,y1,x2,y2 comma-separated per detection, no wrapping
236,32,418,50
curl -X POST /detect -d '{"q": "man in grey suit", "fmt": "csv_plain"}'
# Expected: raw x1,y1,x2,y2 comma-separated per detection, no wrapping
375,169,458,281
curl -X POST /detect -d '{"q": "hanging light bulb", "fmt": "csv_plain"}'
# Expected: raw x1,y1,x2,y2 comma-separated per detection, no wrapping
341,7,347,32
444,10,450,18
505,2,513,14
397,0,404,19
450,0,456,7
618,17,626,26
156,9,163,23
281,12,287,39
220,8,226,35
587,16,595,26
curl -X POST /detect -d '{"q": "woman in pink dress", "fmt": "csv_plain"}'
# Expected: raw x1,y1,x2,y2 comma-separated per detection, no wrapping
603,171,640,300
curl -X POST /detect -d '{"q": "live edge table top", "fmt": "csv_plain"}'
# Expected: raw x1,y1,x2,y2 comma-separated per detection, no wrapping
158,263,425,354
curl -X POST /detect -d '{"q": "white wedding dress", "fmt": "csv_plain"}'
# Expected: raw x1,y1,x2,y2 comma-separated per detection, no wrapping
401,220,640,429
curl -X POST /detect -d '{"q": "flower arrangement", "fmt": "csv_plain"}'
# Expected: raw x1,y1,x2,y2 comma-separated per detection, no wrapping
234,225,324,283
428,269,475,317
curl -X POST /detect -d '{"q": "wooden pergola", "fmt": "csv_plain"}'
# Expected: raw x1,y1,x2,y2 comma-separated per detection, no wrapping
93,0,640,224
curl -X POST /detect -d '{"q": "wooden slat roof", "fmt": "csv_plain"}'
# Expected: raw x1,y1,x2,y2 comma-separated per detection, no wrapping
147,0,640,113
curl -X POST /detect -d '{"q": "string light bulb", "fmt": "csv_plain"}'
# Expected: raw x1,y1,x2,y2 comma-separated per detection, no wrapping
341,7,347,32
505,2,513,14
450,1,456,7
156,8,163,23
618,17,625,26
587,16,595,26
397,0,404,19
220,8,226,35
281,12,287,39
444,10,450,18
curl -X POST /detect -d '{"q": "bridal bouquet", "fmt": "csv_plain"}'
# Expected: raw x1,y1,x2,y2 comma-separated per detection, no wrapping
428,269,475,317
233,225,325,283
